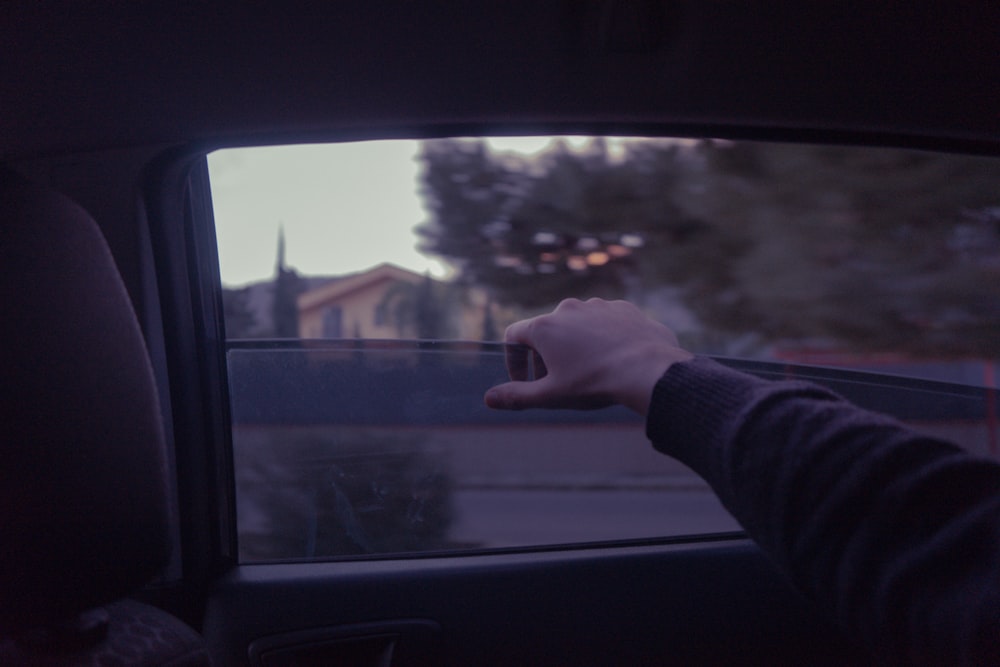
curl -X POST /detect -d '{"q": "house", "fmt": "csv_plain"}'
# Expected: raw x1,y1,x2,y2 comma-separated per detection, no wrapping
297,263,426,339
225,261,506,341
297,262,503,341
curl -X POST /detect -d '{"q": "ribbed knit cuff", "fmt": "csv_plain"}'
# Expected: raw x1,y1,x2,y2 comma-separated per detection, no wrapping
645,356,769,488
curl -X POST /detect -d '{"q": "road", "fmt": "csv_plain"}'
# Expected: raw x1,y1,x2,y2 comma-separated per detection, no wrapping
449,488,741,548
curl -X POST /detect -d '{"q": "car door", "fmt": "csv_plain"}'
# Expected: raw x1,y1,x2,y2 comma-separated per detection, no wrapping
20,129,997,667
143,137,993,666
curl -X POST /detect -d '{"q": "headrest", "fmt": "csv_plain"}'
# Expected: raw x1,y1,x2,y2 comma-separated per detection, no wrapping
0,169,171,632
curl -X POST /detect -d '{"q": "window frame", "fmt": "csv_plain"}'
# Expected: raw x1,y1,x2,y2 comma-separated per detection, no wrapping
156,127,1000,574
144,149,239,586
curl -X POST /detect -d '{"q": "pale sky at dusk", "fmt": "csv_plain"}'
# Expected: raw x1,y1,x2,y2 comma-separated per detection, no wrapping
207,137,597,287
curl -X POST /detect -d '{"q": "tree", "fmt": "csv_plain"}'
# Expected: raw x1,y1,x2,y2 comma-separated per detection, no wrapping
222,286,258,339
417,138,701,309
416,138,1000,356
272,226,301,338
378,274,463,340
480,298,498,341
664,141,1000,356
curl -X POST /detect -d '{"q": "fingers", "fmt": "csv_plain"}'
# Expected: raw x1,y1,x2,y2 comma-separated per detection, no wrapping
532,348,548,379
502,298,584,347
484,377,612,411
503,315,547,381
484,378,552,410
503,316,535,346
504,344,532,382
487,298,689,415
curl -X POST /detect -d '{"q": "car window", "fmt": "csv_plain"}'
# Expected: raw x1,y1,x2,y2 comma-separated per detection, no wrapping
208,137,999,562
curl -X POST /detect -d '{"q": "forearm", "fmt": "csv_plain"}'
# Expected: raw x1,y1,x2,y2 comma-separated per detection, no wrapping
646,356,1000,664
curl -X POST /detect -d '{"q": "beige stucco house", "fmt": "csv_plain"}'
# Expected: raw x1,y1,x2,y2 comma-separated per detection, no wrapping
297,263,503,340
297,263,423,339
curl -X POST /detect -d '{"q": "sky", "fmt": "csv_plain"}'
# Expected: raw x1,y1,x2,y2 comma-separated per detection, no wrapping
207,137,596,288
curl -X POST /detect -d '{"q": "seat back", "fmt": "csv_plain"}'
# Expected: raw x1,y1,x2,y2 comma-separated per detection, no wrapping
0,168,209,665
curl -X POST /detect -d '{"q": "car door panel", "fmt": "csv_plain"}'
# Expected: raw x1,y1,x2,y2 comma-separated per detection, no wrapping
204,540,864,666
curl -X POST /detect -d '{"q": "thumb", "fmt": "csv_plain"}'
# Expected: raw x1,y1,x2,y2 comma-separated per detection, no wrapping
484,378,555,410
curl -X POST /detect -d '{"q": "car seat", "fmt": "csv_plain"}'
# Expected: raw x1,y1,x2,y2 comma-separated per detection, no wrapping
0,168,211,666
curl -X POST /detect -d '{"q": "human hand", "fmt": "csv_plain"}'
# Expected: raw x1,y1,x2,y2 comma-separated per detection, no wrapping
484,298,693,416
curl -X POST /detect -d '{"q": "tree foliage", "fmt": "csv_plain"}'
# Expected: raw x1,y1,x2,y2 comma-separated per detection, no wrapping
378,274,463,340
222,286,258,339
416,138,1000,356
272,266,301,338
417,138,696,309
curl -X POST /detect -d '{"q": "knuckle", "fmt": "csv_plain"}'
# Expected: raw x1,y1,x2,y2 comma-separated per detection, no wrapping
529,315,555,337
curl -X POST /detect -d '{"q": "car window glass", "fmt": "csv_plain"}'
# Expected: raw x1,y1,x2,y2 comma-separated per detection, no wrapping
208,137,1000,562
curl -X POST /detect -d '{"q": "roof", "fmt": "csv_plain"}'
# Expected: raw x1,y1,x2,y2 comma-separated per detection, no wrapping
297,263,425,312
3,4,999,160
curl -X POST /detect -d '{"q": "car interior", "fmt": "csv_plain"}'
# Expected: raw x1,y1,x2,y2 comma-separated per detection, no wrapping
2,3,998,666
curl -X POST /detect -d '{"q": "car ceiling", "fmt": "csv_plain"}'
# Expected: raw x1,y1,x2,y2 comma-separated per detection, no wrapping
3,2,999,160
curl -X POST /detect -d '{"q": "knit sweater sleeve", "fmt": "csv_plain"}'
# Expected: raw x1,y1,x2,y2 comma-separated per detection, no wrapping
646,356,1000,666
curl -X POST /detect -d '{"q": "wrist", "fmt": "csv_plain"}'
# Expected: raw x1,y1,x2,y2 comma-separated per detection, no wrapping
610,343,693,416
